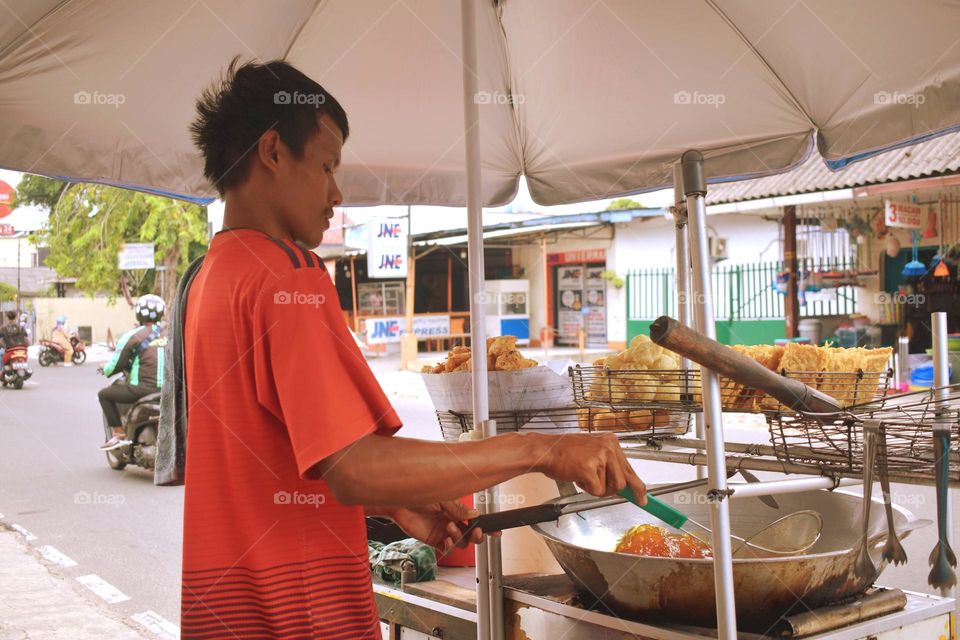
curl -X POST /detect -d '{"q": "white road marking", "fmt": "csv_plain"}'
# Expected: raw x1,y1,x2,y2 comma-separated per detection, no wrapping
38,545,78,567
132,610,180,639
10,524,37,541
76,574,130,603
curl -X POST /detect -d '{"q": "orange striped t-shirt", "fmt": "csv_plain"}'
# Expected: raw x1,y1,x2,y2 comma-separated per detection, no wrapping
180,228,401,639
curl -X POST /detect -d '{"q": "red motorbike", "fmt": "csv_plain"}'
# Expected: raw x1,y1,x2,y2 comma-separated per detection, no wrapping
38,335,87,366
1,345,32,389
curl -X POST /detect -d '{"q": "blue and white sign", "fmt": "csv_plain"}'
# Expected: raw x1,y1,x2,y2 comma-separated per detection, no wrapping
365,315,450,344
367,218,408,278
118,243,155,269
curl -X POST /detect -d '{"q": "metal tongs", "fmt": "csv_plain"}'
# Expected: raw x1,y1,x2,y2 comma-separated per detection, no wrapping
463,477,709,536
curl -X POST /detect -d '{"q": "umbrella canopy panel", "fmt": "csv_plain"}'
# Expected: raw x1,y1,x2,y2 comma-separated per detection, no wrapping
0,0,959,206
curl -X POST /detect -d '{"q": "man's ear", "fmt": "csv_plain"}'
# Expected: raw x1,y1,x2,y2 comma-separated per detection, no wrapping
257,130,282,174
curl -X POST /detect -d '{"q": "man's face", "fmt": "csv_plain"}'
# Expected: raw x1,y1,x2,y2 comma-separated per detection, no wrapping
274,113,344,248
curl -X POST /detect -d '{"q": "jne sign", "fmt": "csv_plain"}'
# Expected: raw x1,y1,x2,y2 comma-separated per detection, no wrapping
367,218,408,278
365,315,450,344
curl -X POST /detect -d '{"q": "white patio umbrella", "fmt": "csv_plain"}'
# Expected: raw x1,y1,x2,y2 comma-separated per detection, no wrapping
2,2,960,638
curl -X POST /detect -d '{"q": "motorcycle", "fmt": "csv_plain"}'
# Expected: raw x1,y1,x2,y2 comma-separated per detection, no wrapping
1,345,33,389
38,335,87,366
101,375,161,471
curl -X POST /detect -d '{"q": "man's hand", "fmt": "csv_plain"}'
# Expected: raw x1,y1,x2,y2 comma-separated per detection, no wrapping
389,501,485,553
535,432,647,502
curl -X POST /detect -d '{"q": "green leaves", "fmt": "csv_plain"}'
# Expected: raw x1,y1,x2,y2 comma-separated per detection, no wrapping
23,177,207,301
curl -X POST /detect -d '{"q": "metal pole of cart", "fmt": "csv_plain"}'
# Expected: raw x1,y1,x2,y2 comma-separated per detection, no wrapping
931,312,956,619
682,150,738,639
459,2,499,639
672,164,704,480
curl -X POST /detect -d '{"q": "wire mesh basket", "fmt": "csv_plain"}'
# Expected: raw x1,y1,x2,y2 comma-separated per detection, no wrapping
436,406,691,443
569,364,892,415
767,384,960,475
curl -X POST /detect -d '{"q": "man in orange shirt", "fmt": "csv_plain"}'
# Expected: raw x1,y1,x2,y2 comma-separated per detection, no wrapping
181,59,646,639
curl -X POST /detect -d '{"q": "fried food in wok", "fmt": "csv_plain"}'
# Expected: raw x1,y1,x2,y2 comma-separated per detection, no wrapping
615,524,713,559
421,335,537,373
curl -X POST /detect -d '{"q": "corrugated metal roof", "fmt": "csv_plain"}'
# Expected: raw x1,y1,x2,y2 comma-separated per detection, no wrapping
706,131,960,205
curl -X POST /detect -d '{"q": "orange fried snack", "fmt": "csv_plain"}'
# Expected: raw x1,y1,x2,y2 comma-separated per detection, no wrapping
615,524,713,559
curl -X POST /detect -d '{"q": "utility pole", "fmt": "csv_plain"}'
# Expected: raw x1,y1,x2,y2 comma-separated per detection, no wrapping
400,206,418,370
783,205,799,338
16,233,21,307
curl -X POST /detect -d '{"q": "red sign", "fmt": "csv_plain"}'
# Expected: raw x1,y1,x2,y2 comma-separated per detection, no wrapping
0,181,14,219
547,248,607,265
0,224,15,236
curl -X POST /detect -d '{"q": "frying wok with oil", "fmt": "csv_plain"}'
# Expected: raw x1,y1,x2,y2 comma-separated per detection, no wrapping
531,485,928,628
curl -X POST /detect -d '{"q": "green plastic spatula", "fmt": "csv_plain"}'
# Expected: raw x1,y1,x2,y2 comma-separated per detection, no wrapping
619,486,822,556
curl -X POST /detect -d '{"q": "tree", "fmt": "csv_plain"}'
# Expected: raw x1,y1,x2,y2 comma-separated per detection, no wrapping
15,176,207,304
605,197,644,211
0,282,16,302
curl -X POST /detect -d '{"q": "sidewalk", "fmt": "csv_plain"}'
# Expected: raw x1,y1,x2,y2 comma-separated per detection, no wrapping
0,526,151,640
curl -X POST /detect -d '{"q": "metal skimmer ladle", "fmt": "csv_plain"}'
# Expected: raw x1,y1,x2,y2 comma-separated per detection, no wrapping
683,509,823,557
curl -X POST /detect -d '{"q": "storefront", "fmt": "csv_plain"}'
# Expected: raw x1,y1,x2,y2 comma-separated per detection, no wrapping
548,249,608,347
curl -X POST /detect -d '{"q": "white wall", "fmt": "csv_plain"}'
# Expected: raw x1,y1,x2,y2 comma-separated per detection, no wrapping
512,234,614,348
607,213,782,343
0,236,37,268
612,213,781,273
32,297,138,345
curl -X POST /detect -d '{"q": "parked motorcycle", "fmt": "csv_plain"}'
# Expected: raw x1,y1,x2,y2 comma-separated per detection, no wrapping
101,375,161,471
38,335,87,366
1,345,32,389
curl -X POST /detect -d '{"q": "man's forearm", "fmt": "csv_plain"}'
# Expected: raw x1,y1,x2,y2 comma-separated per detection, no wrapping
317,432,549,507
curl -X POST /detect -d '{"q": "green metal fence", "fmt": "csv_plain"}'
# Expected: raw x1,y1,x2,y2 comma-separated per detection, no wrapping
627,260,858,323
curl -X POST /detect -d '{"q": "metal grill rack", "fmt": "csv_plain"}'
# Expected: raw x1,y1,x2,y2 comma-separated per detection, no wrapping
569,364,892,415
767,384,960,475
436,406,691,443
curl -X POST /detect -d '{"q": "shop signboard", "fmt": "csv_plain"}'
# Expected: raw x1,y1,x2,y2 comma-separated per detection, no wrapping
884,199,926,229
118,243,155,269
365,314,450,344
557,265,584,345
0,224,15,236
367,217,408,278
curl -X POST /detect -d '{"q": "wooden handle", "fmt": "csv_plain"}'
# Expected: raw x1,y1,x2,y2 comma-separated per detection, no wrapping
649,316,842,415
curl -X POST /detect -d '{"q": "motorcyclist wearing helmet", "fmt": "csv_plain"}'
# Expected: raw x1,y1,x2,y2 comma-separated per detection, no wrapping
51,315,74,365
98,295,168,451
0,310,29,365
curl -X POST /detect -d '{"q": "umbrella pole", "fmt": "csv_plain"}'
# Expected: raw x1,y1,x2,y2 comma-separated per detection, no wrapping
672,164,704,480
460,2,501,639
681,150,738,640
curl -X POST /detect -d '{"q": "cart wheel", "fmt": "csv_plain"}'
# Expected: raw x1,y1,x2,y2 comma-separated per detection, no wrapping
106,451,126,470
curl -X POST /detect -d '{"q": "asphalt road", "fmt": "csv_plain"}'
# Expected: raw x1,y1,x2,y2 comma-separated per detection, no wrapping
0,354,957,636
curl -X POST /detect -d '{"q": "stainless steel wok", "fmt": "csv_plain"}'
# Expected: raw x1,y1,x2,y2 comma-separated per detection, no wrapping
531,485,928,628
